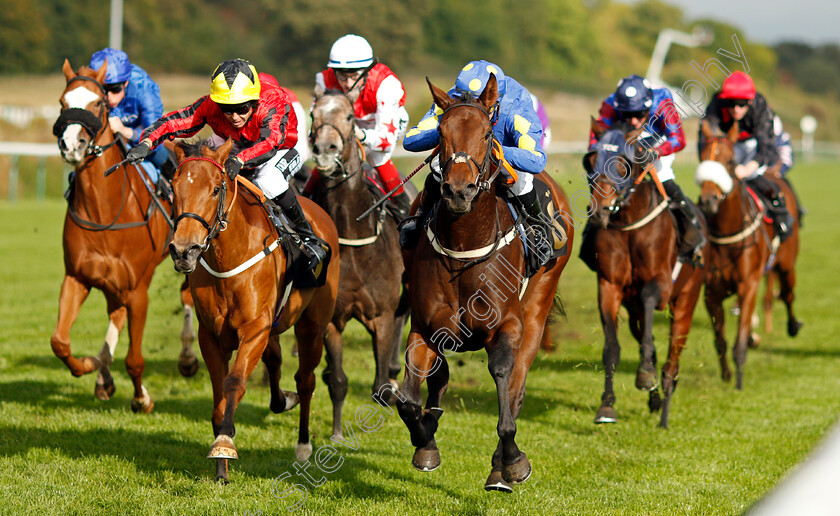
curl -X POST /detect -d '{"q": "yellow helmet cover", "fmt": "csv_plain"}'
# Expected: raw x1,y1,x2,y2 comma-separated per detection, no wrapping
210,59,261,104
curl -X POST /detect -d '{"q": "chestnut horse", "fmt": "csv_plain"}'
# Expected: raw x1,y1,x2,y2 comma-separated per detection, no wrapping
696,120,801,390
51,59,197,413
397,76,572,492
585,120,708,428
308,87,409,420
168,140,340,483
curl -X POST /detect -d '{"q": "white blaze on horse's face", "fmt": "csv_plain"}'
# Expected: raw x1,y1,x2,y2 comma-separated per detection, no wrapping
58,85,101,164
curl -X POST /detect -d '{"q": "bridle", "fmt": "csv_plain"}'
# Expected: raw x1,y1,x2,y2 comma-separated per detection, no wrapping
172,157,239,252
309,92,360,183
53,75,117,158
437,101,503,191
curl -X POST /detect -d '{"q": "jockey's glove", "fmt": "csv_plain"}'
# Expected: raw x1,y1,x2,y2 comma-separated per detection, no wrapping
225,157,243,180
126,141,151,164
354,126,366,142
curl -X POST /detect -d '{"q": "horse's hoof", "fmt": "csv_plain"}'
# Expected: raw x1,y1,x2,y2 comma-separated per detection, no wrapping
594,406,617,424
635,365,658,391
95,375,116,401
412,447,441,472
748,333,760,349
130,396,154,414
502,454,531,484
788,319,803,337
295,441,313,461
721,370,732,383
648,390,662,412
208,435,238,460
271,391,300,414
178,355,199,378
484,470,513,492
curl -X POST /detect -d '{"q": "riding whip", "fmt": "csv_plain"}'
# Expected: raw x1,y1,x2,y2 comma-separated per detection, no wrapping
355,147,438,221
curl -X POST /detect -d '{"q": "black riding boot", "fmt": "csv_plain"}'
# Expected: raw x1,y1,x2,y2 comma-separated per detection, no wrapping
518,188,554,266
399,174,441,249
746,175,794,242
389,190,412,221
273,190,327,270
663,180,706,264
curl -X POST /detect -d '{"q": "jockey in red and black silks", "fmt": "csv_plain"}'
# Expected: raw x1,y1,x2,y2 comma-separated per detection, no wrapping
305,34,412,218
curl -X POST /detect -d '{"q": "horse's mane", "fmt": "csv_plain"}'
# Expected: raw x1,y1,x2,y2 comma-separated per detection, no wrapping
177,139,214,157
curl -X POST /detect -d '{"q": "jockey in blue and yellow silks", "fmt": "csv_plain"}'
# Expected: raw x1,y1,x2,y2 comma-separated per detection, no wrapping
400,60,547,248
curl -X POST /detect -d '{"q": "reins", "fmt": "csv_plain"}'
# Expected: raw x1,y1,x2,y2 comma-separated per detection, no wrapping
172,156,239,252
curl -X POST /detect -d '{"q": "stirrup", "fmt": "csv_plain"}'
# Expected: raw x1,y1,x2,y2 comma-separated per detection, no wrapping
399,216,423,249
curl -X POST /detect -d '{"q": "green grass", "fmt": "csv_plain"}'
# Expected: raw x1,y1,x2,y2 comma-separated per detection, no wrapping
0,160,838,515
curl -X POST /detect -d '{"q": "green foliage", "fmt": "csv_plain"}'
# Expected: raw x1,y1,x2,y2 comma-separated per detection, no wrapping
0,0,51,72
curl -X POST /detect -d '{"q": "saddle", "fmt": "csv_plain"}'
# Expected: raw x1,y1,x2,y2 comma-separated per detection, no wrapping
507,178,569,278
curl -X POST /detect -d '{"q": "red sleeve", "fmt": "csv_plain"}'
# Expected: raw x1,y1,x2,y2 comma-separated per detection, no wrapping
235,90,297,167
589,101,615,149
142,96,211,147
653,99,685,156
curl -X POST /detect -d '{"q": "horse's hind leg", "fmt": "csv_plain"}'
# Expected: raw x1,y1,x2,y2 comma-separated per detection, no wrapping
51,275,100,377
777,264,803,337
595,281,622,424
397,332,443,472
178,280,199,377
734,278,761,390
124,287,153,413
293,318,326,462
95,302,127,401
705,286,731,382
370,314,398,401
263,334,299,414
390,312,409,380
635,282,661,395
322,322,347,439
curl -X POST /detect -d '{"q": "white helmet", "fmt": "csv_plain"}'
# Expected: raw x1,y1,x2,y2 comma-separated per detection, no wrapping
328,34,374,69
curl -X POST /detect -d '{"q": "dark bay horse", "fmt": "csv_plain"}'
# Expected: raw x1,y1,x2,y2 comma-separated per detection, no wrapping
585,120,708,428
398,76,572,492
308,87,409,421
51,59,197,413
696,120,801,390
168,140,341,482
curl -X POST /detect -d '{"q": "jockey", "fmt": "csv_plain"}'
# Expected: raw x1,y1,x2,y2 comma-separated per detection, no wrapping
304,34,412,218
588,74,705,262
401,60,549,251
88,48,173,179
531,93,552,149
126,58,325,269
699,71,795,241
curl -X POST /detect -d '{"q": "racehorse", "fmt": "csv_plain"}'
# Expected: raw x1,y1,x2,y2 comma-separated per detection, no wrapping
585,120,708,428
51,59,198,413
696,120,801,390
397,76,572,492
308,86,409,420
168,139,340,483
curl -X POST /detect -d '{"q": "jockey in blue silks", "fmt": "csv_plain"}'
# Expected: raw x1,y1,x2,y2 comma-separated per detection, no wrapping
89,48,173,179
400,60,547,249
586,74,705,263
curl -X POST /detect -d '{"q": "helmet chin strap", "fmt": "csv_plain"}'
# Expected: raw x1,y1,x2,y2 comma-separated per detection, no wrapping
347,59,378,93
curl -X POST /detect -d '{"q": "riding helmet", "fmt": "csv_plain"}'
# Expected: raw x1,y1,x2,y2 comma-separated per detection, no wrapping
719,71,755,100
89,48,131,84
210,59,261,104
328,34,374,69
613,74,653,112
454,60,507,99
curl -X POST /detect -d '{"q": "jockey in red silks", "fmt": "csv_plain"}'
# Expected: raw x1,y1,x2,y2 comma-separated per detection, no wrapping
699,71,796,240
586,74,705,264
305,34,412,218
126,58,325,268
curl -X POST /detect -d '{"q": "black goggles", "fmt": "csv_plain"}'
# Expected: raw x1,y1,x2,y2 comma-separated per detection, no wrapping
103,82,126,94
723,98,750,108
620,109,648,120
219,101,255,116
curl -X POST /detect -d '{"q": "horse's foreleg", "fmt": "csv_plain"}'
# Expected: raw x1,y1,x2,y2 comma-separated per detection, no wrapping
397,332,442,472
763,272,775,335
293,318,326,462
636,281,661,395
95,302,126,401
777,264,803,337
390,312,409,379
705,285,731,382
264,334,299,415
322,322,347,439
595,280,622,424
200,325,233,483
370,314,397,400
178,279,199,377
51,275,98,377
124,288,153,414
734,277,761,390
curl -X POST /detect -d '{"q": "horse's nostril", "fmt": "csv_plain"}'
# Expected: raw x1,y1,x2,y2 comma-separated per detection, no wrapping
441,183,454,198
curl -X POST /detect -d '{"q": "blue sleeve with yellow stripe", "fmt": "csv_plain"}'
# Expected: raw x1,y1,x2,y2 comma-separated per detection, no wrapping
495,78,546,174
402,103,443,152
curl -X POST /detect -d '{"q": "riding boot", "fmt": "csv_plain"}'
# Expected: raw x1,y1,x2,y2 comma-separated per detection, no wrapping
160,156,177,182
389,190,412,221
663,180,706,265
517,188,553,267
746,175,794,242
273,190,327,271
399,174,441,249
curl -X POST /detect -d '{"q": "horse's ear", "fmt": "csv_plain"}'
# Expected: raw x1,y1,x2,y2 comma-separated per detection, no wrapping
591,117,605,140
313,83,325,101
92,58,108,84
62,59,75,82
726,120,739,143
212,138,234,162
427,77,453,112
479,74,498,112
174,142,187,164
700,119,714,140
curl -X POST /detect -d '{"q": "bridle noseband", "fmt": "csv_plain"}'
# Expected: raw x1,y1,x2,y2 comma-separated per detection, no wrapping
172,157,236,251
54,75,114,158
309,92,359,181
438,101,502,191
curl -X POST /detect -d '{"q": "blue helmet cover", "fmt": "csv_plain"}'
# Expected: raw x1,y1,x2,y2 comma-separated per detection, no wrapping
613,74,653,112
89,48,132,84
454,60,506,99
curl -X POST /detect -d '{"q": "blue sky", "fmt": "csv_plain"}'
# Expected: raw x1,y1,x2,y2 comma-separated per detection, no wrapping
627,0,840,45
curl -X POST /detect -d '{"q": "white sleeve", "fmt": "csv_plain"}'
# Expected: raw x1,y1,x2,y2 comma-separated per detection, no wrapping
359,75,406,153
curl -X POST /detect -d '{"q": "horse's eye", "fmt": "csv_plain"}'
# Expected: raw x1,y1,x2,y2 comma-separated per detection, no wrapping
212,186,221,196
346,114,353,122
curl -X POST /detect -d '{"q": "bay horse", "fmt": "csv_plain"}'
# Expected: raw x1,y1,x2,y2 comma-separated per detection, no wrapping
585,120,708,428
397,76,572,492
696,120,801,390
308,86,409,420
168,139,340,483
51,59,198,413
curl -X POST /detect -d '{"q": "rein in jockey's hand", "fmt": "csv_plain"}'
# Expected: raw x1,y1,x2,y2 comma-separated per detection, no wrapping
108,116,133,141
225,157,243,180
354,126,366,142
126,140,151,164
735,160,759,179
